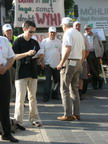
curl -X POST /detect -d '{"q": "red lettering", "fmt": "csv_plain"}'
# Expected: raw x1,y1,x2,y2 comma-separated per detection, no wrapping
58,13,61,25
35,13,45,24
51,14,57,25
35,35,47,42
35,13,61,26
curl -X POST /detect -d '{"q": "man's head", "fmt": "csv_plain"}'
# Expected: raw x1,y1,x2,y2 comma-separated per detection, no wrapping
2,23,13,40
60,17,73,31
23,20,36,39
84,24,92,34
73,21,81,31
48,26,57,40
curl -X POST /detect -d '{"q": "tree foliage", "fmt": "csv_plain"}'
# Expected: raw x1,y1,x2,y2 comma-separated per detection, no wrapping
64,0,75,15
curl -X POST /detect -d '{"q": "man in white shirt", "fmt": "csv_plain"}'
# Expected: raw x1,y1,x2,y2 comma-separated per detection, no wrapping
40,26,62,102
0,36,19,142
57,17,85,121
2,24,17,100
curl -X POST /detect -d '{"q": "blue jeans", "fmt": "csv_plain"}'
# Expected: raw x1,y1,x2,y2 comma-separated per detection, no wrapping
44,65,60,100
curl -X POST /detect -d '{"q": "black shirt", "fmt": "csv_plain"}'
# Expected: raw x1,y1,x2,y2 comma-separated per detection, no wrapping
13,36,40,80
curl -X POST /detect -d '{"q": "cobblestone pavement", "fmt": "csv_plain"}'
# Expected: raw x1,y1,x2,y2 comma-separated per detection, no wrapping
0,84,108,144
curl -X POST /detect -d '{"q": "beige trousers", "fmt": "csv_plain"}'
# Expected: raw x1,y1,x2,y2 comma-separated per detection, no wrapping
60,60,82,116
14,78,39,123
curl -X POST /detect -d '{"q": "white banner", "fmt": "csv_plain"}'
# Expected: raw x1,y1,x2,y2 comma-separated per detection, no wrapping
14,0,64,28
73,0,108,35
33,32,63,43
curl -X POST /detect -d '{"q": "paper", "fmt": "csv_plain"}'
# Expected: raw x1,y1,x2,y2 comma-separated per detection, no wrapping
69,60,77,66
32,49,44,59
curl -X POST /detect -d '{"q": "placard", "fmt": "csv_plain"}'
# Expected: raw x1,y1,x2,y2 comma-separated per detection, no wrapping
92,28,106,41
14,0,64,28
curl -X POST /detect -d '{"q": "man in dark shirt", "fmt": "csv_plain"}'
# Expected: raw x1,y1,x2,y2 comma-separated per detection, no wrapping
13,20,42,127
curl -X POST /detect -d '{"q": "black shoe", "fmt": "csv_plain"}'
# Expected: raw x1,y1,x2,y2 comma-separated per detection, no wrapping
79,90,84,100
92,82,98,89
98,78,104,89
51,96,60,100
93,86,97,90
16,123,25,130
2,135,19,143
80,96,84,100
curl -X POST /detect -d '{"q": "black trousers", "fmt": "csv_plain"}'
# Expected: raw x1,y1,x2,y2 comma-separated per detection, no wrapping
87,52,100,86
0,71,11,136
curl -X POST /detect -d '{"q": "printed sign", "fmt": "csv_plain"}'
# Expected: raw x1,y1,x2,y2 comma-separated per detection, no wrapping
92,28,106,41
14,0,64,28
33,32,63,43
73,0,108,35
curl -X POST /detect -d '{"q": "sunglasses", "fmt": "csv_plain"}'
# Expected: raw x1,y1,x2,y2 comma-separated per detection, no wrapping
28,31,35,33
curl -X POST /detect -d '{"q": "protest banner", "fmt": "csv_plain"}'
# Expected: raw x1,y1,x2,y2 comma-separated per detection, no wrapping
14,0,64,28
33,32,63,43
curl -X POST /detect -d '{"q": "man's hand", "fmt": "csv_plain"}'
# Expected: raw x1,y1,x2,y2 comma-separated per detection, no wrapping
0,65,7,75
57,62,63,70
27,50,36,56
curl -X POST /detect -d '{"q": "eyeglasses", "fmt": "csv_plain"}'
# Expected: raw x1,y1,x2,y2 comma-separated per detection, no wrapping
28,31,35,33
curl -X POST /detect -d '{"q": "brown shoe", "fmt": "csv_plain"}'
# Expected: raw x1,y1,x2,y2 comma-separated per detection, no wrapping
57,116,73,121
73,115,80,120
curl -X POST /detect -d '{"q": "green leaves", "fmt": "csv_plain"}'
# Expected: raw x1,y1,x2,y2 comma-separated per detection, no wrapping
64,0,75,15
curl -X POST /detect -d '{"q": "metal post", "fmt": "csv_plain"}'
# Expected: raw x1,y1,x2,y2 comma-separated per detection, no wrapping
0,0,4,35
0,3,2,35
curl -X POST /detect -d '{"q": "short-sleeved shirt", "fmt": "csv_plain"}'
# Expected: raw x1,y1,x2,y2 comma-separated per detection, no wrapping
83,35,90,51
86,35,94,51
0,36,15,66
62,28,85,60
12,36,40,80
40,37,62,68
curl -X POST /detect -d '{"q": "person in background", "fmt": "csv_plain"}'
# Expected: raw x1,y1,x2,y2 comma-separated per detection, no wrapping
40,26,62,102
73,21,89,100
57,17,85,121
2,24,17,100
84,24,104,89
13,20,42,127
2,23,17,47
0,36,19,142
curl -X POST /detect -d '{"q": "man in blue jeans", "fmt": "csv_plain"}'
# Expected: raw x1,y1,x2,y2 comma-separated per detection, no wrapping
40,26,62,102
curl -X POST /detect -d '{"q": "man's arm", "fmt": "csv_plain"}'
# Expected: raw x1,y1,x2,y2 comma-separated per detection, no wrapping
0,57,14,75
57,46,71,70
14,50,36,60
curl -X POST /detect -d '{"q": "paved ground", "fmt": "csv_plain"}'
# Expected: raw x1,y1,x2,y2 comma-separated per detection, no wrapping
0,82,108,144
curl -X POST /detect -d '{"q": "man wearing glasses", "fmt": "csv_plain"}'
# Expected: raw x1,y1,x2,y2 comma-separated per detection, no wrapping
13,20,42,127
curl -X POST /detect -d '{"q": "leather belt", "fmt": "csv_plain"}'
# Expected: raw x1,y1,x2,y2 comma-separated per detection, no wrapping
68,59,80,61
